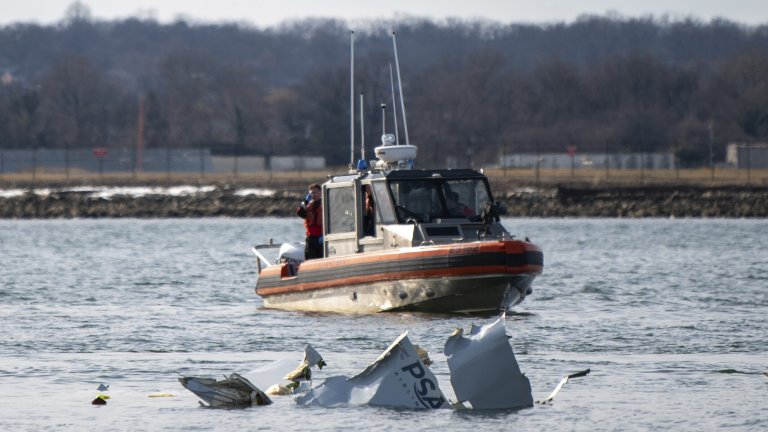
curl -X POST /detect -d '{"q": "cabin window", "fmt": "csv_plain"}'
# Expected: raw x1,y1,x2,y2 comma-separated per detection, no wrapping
327,186,356,234
442,179,491,217
387,177,493,221
389,180,442,223
372,182,396,224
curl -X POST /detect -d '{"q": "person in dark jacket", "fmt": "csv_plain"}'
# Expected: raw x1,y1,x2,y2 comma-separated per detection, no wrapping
297,183,323,259
362,184,375,237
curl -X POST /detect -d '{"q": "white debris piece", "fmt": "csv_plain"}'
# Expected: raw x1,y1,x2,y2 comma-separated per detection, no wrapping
243,344,325,391
296,332,448,409
536,369,591,404
443,314,533,410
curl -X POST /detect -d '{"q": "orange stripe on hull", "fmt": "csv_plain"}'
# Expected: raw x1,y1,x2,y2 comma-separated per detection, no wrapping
256,263,543,296
260,240,540,275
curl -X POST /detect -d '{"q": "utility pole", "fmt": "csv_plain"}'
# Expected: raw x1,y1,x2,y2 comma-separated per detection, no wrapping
535,140,541,184
708,119,715,181
134,95,145,180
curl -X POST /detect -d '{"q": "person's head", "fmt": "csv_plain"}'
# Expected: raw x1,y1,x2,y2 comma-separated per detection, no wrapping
308,184,321,200
363,184,372,196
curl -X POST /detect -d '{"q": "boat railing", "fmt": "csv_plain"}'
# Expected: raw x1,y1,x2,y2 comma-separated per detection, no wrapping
252,238,279,273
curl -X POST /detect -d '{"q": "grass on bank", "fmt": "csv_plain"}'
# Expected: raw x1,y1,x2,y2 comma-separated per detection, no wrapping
0,167,767,188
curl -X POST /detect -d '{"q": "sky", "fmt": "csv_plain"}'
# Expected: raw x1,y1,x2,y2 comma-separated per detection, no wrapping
0,0,766,27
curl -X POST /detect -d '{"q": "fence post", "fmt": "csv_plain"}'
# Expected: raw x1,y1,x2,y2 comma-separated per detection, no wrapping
32,145,37,182
708,120,715,181
746,144,751,184
199,142,205,179
166,146,171,183
65,142,70,181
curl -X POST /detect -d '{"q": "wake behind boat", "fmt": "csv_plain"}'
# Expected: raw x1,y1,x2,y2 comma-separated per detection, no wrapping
252,32,543,314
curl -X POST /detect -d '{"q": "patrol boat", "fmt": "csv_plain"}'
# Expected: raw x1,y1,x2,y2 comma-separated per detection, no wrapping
251,33,543,314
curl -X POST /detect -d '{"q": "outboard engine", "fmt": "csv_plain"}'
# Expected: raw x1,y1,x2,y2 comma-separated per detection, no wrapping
278,242,306,264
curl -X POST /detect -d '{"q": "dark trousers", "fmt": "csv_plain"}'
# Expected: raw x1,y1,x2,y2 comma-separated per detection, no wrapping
305,235,323,260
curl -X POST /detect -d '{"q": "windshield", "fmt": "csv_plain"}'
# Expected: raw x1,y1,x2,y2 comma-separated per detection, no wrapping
388,178,491,222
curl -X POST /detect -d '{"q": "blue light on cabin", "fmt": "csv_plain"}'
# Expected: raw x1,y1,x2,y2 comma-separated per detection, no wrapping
357,159,368,171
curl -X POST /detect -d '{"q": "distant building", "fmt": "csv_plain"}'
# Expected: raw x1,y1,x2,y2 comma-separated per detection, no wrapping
499,152,676,169
270,156,326,170
211,155,266,173
726,143,768,169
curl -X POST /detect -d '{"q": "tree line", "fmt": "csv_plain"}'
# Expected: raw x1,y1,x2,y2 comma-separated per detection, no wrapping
0,2,767,168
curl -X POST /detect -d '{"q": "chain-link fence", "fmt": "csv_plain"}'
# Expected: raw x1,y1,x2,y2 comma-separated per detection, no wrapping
0,147,326,180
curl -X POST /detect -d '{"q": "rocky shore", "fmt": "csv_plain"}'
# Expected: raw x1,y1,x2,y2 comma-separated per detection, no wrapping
500,185,768,218
1,183,766,218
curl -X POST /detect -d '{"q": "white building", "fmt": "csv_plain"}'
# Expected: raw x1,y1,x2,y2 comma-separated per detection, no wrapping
499,152,676,169
726,143,768,169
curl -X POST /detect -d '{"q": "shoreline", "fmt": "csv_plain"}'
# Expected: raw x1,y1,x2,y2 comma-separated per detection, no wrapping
1,182,766,218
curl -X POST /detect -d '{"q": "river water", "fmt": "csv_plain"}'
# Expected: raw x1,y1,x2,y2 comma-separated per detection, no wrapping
1,218,766,431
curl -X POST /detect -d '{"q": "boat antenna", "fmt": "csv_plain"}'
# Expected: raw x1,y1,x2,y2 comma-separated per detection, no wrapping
389,64,400,145
349,30,355,169
359,92,365,162
380,103,386,136
391,31,410,145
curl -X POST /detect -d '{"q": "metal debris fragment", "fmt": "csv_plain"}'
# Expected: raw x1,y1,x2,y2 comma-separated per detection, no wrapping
178,373,272,408
296,333,448,409
444,314,533,410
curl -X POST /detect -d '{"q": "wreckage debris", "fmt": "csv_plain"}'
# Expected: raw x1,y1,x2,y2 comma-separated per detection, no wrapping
265,382,299,396
296,332,448,409
444,314,533,410
91,383,110,405
147,393,176,398
176,317,590,411
179,344,325,407
178,373,272,408
242,344,325,392
413,344,433,366
536,369,591,405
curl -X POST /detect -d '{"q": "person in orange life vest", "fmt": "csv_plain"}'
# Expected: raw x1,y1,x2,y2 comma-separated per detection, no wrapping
297,183,323,259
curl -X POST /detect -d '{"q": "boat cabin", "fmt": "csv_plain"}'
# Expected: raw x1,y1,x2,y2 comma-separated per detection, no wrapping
321,169,510,258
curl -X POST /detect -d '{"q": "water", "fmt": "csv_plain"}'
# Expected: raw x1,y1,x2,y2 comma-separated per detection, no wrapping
1,218,766,431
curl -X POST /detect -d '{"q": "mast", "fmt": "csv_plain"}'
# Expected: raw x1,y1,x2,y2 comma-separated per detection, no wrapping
381,103,386,136
360,92,365,161
389,64,400,145
349,31,355,168
391,32,410,146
